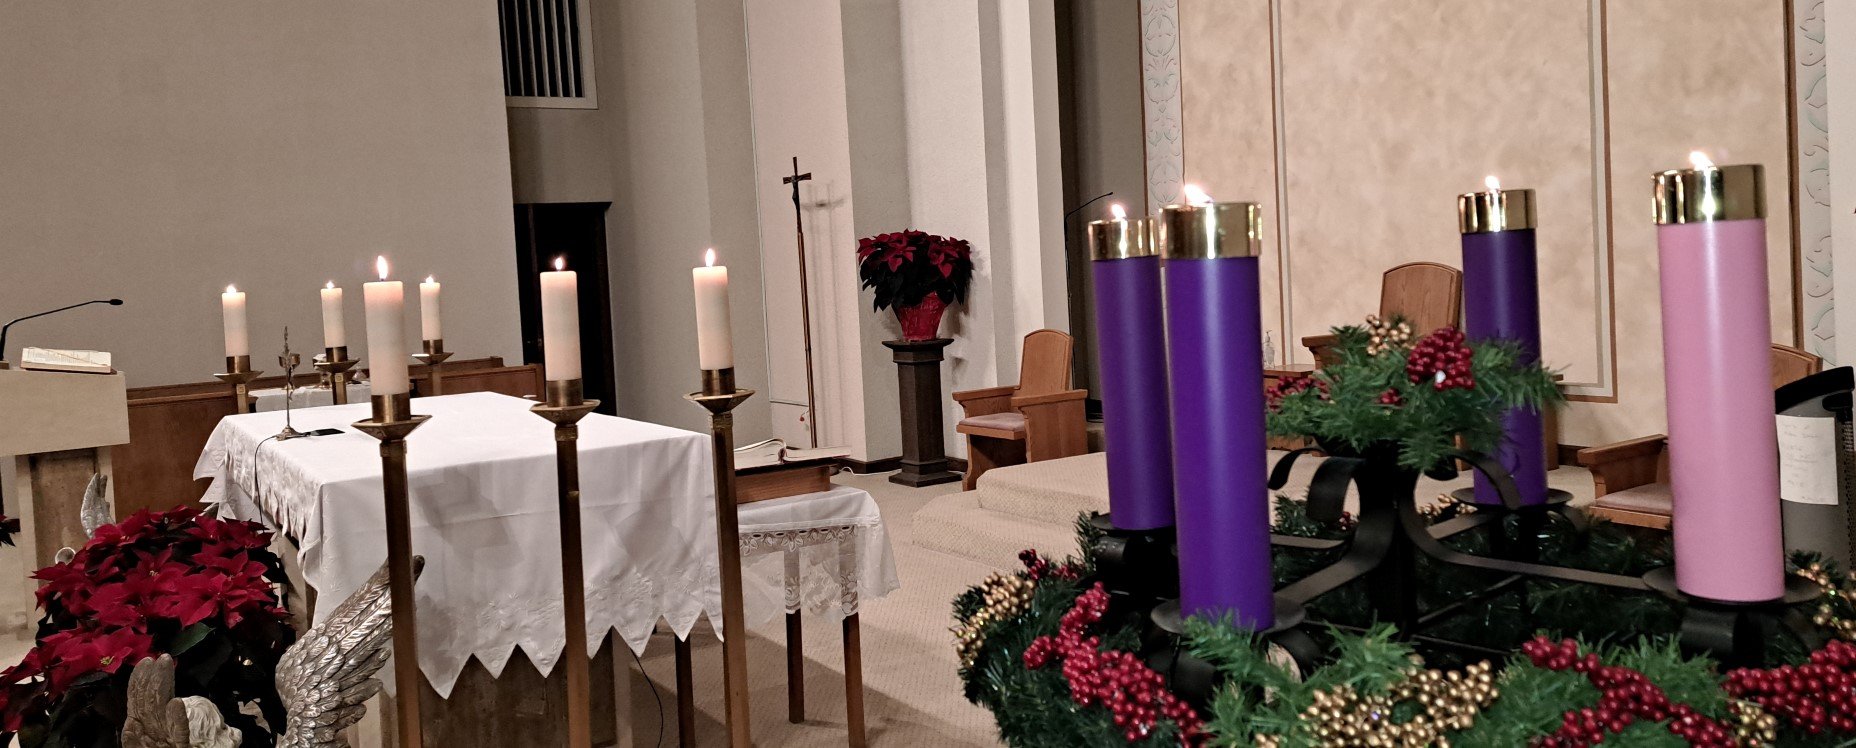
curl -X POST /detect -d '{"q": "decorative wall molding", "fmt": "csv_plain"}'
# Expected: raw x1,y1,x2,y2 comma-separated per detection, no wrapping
1139,0,1182,214
1792,0,1834,362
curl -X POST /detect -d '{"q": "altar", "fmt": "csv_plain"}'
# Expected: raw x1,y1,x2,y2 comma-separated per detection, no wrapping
193,391,723,698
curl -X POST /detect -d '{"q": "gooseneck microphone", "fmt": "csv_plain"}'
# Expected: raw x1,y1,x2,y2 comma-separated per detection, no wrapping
0,298,124,367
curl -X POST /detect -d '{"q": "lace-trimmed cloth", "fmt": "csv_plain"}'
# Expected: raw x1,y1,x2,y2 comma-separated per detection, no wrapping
194,392,723,698
736,485,899,626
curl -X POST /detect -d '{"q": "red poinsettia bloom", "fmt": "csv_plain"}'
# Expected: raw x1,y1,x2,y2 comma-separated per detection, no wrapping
40,628,152,693
146,565,277,628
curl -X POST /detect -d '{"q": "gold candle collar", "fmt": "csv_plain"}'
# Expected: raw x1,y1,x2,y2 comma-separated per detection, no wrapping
1653,163,1764,225
1086,216,1156,261
1457,188,1537,234
1158,202,1264,260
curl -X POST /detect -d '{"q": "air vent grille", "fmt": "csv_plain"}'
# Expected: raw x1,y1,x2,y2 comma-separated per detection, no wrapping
499,0,595,106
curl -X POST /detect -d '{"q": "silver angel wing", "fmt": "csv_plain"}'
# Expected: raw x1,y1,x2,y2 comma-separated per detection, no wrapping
275,556,423,748
121,655,240,748
80,472,111,537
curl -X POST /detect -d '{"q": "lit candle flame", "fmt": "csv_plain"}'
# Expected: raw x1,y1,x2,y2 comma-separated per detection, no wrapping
325,280,334,290
1110,203,1127,220
1689,151,1714,170
375,256,389,281
705,248,717,268
1182,184,1212,205
553,256,566,272
225,284,237,294
1485,175,1501,193
425,275,435,284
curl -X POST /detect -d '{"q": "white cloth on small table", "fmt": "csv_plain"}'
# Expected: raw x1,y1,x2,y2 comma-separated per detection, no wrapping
737,485,899,626
193,392,720,697
251,382,371,412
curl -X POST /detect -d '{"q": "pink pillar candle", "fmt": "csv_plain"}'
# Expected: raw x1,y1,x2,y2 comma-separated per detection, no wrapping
1653,156,1783,603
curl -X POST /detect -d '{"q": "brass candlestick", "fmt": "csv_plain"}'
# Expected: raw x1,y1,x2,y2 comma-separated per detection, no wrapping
350,393,430,748
529,379,600,748
412,338,455,396
686,367,754,748
214,355,264,413
314,346,360,405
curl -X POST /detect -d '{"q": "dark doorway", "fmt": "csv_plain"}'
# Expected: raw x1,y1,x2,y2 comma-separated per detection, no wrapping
514,202,617,415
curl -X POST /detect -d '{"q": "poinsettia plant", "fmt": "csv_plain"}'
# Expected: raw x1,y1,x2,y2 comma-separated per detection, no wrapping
0,506,295,747
855,229,976,311
1266,316,1562,471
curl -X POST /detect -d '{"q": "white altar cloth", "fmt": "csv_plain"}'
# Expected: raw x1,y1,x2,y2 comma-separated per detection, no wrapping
737,485,899,626
193,392,720,697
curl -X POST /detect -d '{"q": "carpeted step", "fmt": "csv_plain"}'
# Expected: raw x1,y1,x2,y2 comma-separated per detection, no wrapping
972,453,1110,526
912,490,1082,570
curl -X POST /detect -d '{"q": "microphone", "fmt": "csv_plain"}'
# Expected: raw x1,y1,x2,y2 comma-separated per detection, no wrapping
0,298,124,367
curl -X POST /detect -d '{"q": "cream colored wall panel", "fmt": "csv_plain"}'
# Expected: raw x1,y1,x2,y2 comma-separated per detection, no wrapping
1277,0,1601,383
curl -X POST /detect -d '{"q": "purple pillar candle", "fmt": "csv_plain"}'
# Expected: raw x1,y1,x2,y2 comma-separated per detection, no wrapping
1088,212,1174,530
1159,201,1274,628
1458,180,1549,505
1653,156,1784,603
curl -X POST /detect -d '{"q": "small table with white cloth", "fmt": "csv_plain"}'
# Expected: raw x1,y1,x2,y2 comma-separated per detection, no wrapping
193,392,721,706
732,484,899,744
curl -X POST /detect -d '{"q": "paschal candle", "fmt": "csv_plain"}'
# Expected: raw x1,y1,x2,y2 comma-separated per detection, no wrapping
1159,200,1274,628
1653,156,1784,603
1087,210,1174,531
1458,179,1548,505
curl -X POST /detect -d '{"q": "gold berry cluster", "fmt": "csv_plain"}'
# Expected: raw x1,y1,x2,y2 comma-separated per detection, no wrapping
1798,562,1856,640
1366,314,1415,357
1728,701,1780,747
953,572,1034,669
1257,660,1498,748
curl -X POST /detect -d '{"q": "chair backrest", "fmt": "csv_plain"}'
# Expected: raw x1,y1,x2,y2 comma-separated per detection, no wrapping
1016,329,1074,398
1379,262,1463,336
1771,343,1823,391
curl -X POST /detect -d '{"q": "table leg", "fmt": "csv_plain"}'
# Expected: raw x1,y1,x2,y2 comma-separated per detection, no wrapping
675,636,695,748
842,614,866,748
786,549,805,723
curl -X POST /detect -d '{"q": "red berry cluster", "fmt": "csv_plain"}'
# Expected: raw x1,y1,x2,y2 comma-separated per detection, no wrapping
1022,584,1203,745
1522,637,1736,747
1377,387,1403,406
1266,373,1330,410
1017,549,1080,582
1724,639,1856,735
1405,327,1476,391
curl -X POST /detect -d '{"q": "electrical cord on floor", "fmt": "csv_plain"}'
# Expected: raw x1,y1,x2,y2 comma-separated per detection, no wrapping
629,646,666,748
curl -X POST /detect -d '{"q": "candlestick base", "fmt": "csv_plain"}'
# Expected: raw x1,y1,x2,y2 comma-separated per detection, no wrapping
1141,596,1316,710
351,393,429,748
213,355,264,414
1642,567,1822,667
314,347,360,405
413,339,455,396
685,382,756,748
1087,514,1178,609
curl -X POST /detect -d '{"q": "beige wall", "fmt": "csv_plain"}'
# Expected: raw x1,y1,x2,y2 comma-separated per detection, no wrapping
0,2,521,387
1179,0,1797,446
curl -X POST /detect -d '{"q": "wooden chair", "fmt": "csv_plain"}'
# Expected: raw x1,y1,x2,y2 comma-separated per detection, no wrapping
1579,344,1823,529
952,330,1089,490
1302,262,1463,366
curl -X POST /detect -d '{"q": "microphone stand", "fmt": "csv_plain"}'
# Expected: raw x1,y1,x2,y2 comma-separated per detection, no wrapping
0,298,124,369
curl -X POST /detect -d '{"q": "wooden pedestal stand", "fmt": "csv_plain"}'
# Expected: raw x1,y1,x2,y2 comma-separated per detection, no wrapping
882,339,961,487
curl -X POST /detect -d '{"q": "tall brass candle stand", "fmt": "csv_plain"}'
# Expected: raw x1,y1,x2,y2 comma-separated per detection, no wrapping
686,367,754,748
214,355,264,414
314,346,360,405
530,379,600,748
413,339,455,396
351,393,430,748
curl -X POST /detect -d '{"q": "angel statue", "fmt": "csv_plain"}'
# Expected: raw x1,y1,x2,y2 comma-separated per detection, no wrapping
51,472,113,564
121,557,423,748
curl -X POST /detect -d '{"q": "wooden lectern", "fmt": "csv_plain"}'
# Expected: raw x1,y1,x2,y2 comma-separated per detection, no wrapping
0,367,128,567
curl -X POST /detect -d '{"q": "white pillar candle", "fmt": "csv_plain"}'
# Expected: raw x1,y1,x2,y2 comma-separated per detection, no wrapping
320,281,346,349
540,256,582,381
364,256,410,395
420,276,442,342
221,285,248,358
692,248,734,370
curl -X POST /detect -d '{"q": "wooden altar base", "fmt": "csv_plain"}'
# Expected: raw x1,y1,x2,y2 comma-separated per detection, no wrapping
378,637,620,747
